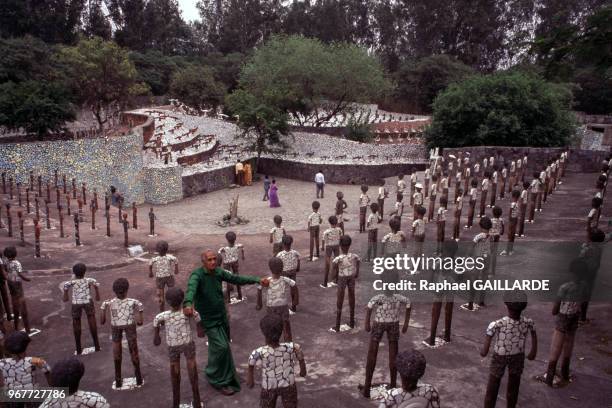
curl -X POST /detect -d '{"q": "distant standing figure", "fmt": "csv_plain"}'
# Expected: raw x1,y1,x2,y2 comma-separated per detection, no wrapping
244,162,253,186
269,180,281,208
235,160,244,186
110,186,124,207
315,170,325,198
262,175,271,201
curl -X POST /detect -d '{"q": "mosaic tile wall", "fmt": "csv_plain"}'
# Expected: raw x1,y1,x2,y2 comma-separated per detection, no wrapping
0,133,145,204
257,158,427,185
143,165,183,204
182,165,235,197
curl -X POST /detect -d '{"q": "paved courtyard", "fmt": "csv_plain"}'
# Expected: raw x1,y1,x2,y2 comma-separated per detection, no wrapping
2,169,611,407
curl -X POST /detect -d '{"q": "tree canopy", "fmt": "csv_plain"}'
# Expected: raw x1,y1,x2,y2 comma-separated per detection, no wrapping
58,37,149,130
0,0,609,137
169,65,226,110
0,36,76,137
237,35,391,126
530,4,612,114
395,55,475,113
225,89,290,162
426,72,576,148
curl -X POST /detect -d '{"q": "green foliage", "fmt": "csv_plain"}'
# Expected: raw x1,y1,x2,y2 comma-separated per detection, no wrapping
225,89,290,160
58,37,149,130
0,81,75,137
0,0,85,44
83,0,112,40
237,35,390,126
0,36,76,137
344,119,374,143
530,4,611,113
169,64,226,109
202,52,248,92
395,55,475,113
426,72,576,148
129,50,188,95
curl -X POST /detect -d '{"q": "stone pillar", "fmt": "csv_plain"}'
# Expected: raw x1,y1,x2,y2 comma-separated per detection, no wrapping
132,203,137,229
91,201,96,230
82,183,87,205
122,213,129,247
149,208,155,236
6,203,12,237
35,195,40,220
74,212,81,246
34,221,41,258
45,200,51,229
26,188,30,213
58,205,65,238
77,199,84,222
106,204,111,237
17,210,24,245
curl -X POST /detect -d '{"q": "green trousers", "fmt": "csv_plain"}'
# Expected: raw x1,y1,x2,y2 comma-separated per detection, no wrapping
205,321,241,392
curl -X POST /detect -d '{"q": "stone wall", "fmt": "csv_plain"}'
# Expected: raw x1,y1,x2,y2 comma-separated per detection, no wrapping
257,158,427,185
0,133,145,204
441,146,611,173
182,165,236,197
142,165,183,204
121,112,154,145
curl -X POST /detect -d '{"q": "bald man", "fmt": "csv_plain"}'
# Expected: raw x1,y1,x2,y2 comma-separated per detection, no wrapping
184,250,267,395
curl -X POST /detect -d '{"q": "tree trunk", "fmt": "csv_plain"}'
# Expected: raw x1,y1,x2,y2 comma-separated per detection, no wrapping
230,194,239,219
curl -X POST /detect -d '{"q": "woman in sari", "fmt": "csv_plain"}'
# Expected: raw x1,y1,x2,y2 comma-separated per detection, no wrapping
269,179,281,207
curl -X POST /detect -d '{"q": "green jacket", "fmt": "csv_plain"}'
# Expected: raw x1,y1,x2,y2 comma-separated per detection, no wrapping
184,266,260,328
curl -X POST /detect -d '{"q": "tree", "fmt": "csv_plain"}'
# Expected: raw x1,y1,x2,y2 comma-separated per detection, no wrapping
197,0,284,54
0,81,76,137
225,89,290,167
59,37,149,130
105,0,147,50
425,72,575,148
237,35,391,127
344,117,374,143
142,0,192,54
169,65,226,109
202,52,248,92
395,55,475,113
0,37,76,137
83,0,112,40
0,0,86,44
130,50,187,95
530,4,611,113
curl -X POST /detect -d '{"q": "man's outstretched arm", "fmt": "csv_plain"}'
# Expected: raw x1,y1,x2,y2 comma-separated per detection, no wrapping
183,269,202,314
220,268,262,286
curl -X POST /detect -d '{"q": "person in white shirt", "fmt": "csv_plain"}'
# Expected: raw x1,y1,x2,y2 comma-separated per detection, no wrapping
315,170,325,198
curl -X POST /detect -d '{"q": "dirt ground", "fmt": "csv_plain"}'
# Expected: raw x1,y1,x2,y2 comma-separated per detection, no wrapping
1,169,611,408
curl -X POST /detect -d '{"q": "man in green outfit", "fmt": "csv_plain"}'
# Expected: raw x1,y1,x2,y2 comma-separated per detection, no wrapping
184,249,268,395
